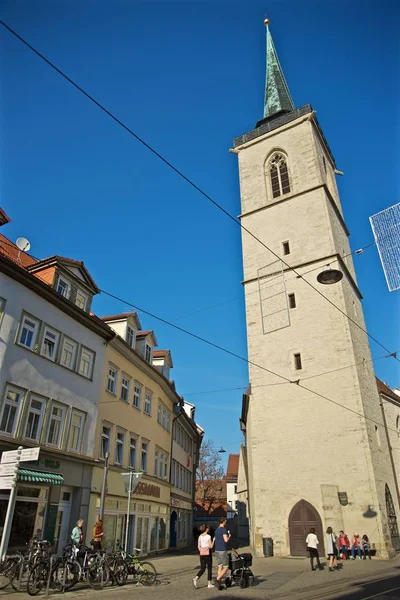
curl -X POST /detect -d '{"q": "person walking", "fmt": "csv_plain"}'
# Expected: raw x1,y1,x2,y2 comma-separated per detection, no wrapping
71,519,84,546
338,530,350,559
192,525,215,589
351,533,362,559
306,528,323,571
92,519,104,551
214,517,231,590
362,534,371,559
325,527,339,571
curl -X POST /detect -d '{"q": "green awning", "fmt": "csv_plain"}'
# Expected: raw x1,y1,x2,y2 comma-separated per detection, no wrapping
18,469,64,486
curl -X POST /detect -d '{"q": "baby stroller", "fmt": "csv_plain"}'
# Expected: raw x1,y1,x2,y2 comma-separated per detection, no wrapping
225,549,255,589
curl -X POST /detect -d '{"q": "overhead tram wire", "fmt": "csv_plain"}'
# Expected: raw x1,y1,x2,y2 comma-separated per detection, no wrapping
1,219,397,435
1,20,397,363
100,286,400,437
177,242,376,320
182,351,392,395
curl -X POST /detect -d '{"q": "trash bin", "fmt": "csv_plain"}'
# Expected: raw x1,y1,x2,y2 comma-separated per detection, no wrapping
263,537,273,557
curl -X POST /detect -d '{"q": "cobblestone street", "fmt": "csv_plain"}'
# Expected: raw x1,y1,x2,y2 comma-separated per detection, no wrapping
1,550,400,600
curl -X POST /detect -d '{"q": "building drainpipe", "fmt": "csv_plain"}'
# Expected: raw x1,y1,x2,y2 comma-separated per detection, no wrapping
380,400,400,508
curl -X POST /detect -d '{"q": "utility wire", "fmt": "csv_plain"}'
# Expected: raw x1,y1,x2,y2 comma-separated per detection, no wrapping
179,242,375,321
1,20,397,363
182,352,390,395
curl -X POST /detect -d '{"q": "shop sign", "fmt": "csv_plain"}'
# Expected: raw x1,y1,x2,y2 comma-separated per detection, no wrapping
1,447,40,464
171,497,192,510
135,482,160,498
44,459,60,470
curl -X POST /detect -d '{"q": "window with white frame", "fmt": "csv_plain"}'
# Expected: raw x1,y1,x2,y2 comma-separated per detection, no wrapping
75,290,87,311
40,326,60,361
67,410,85,452
0,298,6,327
60,337,78,370
126,326,136,348
115,431,125,464
120,375,130,402
133,382,142,409
141,442,148,472
57,276,70,299
18,315,40,350
25,396,46,441
129,437,137,469
154,448,159,476
144,390,152,415
171,460,176,486
47,403,66,447
100,425,111,459
107,365,118,394
79,348,95,379
0,386,24,436
145,343,152,363
163,452,168,479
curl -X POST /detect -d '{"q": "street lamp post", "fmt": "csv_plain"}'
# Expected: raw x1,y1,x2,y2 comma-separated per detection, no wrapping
121,472,142,551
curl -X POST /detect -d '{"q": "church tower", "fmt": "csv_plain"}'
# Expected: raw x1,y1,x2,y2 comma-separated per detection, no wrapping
234,21,399,558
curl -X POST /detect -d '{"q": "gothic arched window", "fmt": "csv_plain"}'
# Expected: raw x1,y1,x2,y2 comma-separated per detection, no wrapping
385,484,400,548
269,153,290,198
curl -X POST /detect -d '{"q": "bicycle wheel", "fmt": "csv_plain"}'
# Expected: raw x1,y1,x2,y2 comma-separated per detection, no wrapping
0,557,15,589
27,565,47,596
138,561,157,586
87,561,110,589
10,563,28,591
111,558,128,586
53,558,81,592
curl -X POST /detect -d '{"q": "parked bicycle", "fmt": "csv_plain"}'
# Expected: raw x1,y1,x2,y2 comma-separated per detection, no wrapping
115,541,157,586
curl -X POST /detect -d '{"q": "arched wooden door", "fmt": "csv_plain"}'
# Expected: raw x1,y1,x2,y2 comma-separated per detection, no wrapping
289,500,325,556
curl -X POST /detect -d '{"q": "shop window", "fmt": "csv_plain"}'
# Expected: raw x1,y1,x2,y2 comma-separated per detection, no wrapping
67,410,85,452
25,396,46,442
0,386,24,436
47,404,66,447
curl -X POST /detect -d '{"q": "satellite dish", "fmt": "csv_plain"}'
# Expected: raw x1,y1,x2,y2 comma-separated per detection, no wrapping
16,237,31,252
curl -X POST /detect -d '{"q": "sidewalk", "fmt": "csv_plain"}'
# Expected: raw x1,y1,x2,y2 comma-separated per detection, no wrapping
1,549,399,599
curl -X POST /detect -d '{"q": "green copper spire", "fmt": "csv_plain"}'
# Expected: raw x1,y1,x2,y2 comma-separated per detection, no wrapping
263,20,295,119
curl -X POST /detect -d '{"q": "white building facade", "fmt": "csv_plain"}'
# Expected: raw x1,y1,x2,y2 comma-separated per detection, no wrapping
0,230,113,551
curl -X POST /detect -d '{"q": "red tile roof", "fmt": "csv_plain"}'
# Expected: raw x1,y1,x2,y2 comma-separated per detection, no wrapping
27,256,99,292
376,378,400,403
136,330,153,338
226,454,239,482
153,350,169,357
100,312,137,322
0,208,11,226
0,234,37,268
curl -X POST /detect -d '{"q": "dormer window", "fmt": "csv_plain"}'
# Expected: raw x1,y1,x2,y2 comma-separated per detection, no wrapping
145,343,152,363
126,326,136,348
75,290,88,311
57,276,70,299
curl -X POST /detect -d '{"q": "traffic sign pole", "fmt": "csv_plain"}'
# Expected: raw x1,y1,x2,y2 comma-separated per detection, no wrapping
0,446,22,559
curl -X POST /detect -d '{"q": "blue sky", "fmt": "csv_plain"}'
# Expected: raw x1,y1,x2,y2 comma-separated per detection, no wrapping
1,0,399,468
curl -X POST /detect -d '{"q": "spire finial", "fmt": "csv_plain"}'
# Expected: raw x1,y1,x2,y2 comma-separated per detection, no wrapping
263,23,295,120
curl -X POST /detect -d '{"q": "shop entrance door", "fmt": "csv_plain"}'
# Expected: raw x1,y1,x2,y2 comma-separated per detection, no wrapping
55,487,73,552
